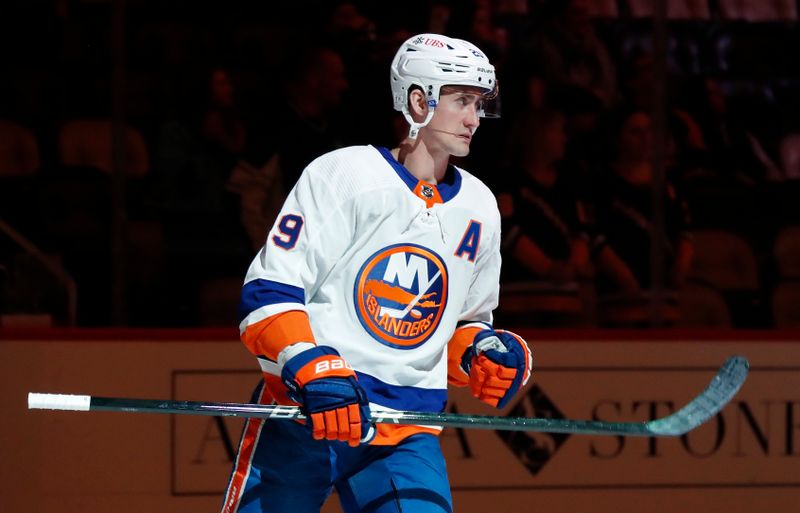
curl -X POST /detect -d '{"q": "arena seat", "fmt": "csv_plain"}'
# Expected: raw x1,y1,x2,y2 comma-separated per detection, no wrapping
597,291,680,328
58,119,149,177
0,120,40,177
689,229,759,291
624,0,710,19
717,0,797,21
774,226,800,278
0,120,42,233
689,229,768,327
772,281,800,327
678,281,732,327
586,0,619,18
497,280,590,327
779,133,800,180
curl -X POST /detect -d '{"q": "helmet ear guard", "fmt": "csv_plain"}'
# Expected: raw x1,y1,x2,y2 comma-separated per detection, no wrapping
402,86,436,139
390,33,500,139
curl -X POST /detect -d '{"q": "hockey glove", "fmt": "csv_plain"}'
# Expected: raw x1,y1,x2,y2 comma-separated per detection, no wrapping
281,346,374,446
461,329,533,409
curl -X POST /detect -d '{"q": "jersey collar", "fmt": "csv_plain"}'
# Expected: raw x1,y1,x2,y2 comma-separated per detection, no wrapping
376,146,462,207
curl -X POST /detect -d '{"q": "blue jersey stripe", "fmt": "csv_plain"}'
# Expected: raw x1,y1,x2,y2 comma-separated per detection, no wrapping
377,146,463,202
356,371,447,413
239,279,305,322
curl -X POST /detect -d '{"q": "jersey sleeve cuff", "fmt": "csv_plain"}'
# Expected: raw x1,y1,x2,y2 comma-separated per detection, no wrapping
240,310,316,361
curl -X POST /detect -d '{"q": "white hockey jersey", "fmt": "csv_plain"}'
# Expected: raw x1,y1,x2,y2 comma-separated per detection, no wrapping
239,145,501,428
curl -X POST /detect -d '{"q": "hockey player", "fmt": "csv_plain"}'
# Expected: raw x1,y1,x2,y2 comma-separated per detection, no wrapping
222,33,533,513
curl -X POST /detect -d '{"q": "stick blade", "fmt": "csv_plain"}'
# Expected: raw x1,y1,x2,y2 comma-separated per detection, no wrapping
646,355,749,436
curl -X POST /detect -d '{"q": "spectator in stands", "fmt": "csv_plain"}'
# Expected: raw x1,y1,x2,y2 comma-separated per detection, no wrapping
244,45,349,191
619,51,710,178
151,66,253,322
468,0,509,66
527,0,618,106
202,67,247,158
592,108,694,300
498,108,592,285
452,1,513,180
322,3,407,150
557,84,606,186
324,1,376,50
686,77,782,184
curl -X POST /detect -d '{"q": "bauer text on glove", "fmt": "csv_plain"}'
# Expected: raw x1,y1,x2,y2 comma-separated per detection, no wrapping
281,345,374,446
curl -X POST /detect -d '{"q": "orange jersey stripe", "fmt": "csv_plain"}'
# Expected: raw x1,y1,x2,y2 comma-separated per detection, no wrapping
221,386,268,513
262,373,294,405
371,423,442,445
241,310,315,361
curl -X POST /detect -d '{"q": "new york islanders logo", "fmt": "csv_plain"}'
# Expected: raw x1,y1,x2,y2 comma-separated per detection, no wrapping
354,244,448,349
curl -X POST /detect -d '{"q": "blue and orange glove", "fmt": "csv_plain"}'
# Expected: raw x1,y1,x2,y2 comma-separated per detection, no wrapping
281,346,374,446
461,329,533,408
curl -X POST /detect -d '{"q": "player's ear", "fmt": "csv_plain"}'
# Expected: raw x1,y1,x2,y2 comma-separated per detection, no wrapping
408,88,428,121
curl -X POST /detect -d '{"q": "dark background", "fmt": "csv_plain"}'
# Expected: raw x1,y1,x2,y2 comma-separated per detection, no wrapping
1,0,799,329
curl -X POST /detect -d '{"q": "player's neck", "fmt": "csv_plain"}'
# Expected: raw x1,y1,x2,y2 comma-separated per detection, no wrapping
392,140,450,184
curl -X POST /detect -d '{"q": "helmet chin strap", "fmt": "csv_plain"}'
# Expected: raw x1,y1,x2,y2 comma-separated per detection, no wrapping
404,109,436,140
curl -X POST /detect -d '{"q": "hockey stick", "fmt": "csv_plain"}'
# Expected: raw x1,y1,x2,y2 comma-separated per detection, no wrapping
28,356,747,437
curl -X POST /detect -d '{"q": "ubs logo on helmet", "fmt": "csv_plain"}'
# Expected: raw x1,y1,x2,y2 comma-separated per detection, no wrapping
354,244,448,349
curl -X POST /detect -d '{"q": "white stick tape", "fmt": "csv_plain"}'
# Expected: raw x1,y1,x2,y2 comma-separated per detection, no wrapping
28,393,91,411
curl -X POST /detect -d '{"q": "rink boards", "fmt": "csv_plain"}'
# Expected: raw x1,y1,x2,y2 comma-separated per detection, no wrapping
1,329,798,513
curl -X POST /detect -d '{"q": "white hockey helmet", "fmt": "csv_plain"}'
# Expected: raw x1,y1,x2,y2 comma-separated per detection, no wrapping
390,33,499,139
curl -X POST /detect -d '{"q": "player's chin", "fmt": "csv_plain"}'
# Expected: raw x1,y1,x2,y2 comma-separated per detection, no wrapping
449,142,471,158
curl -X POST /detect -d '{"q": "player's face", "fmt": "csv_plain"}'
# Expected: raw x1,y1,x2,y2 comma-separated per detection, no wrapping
425,86,484,157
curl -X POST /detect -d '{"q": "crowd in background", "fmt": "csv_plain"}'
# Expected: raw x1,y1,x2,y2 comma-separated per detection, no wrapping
2,0,800,328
